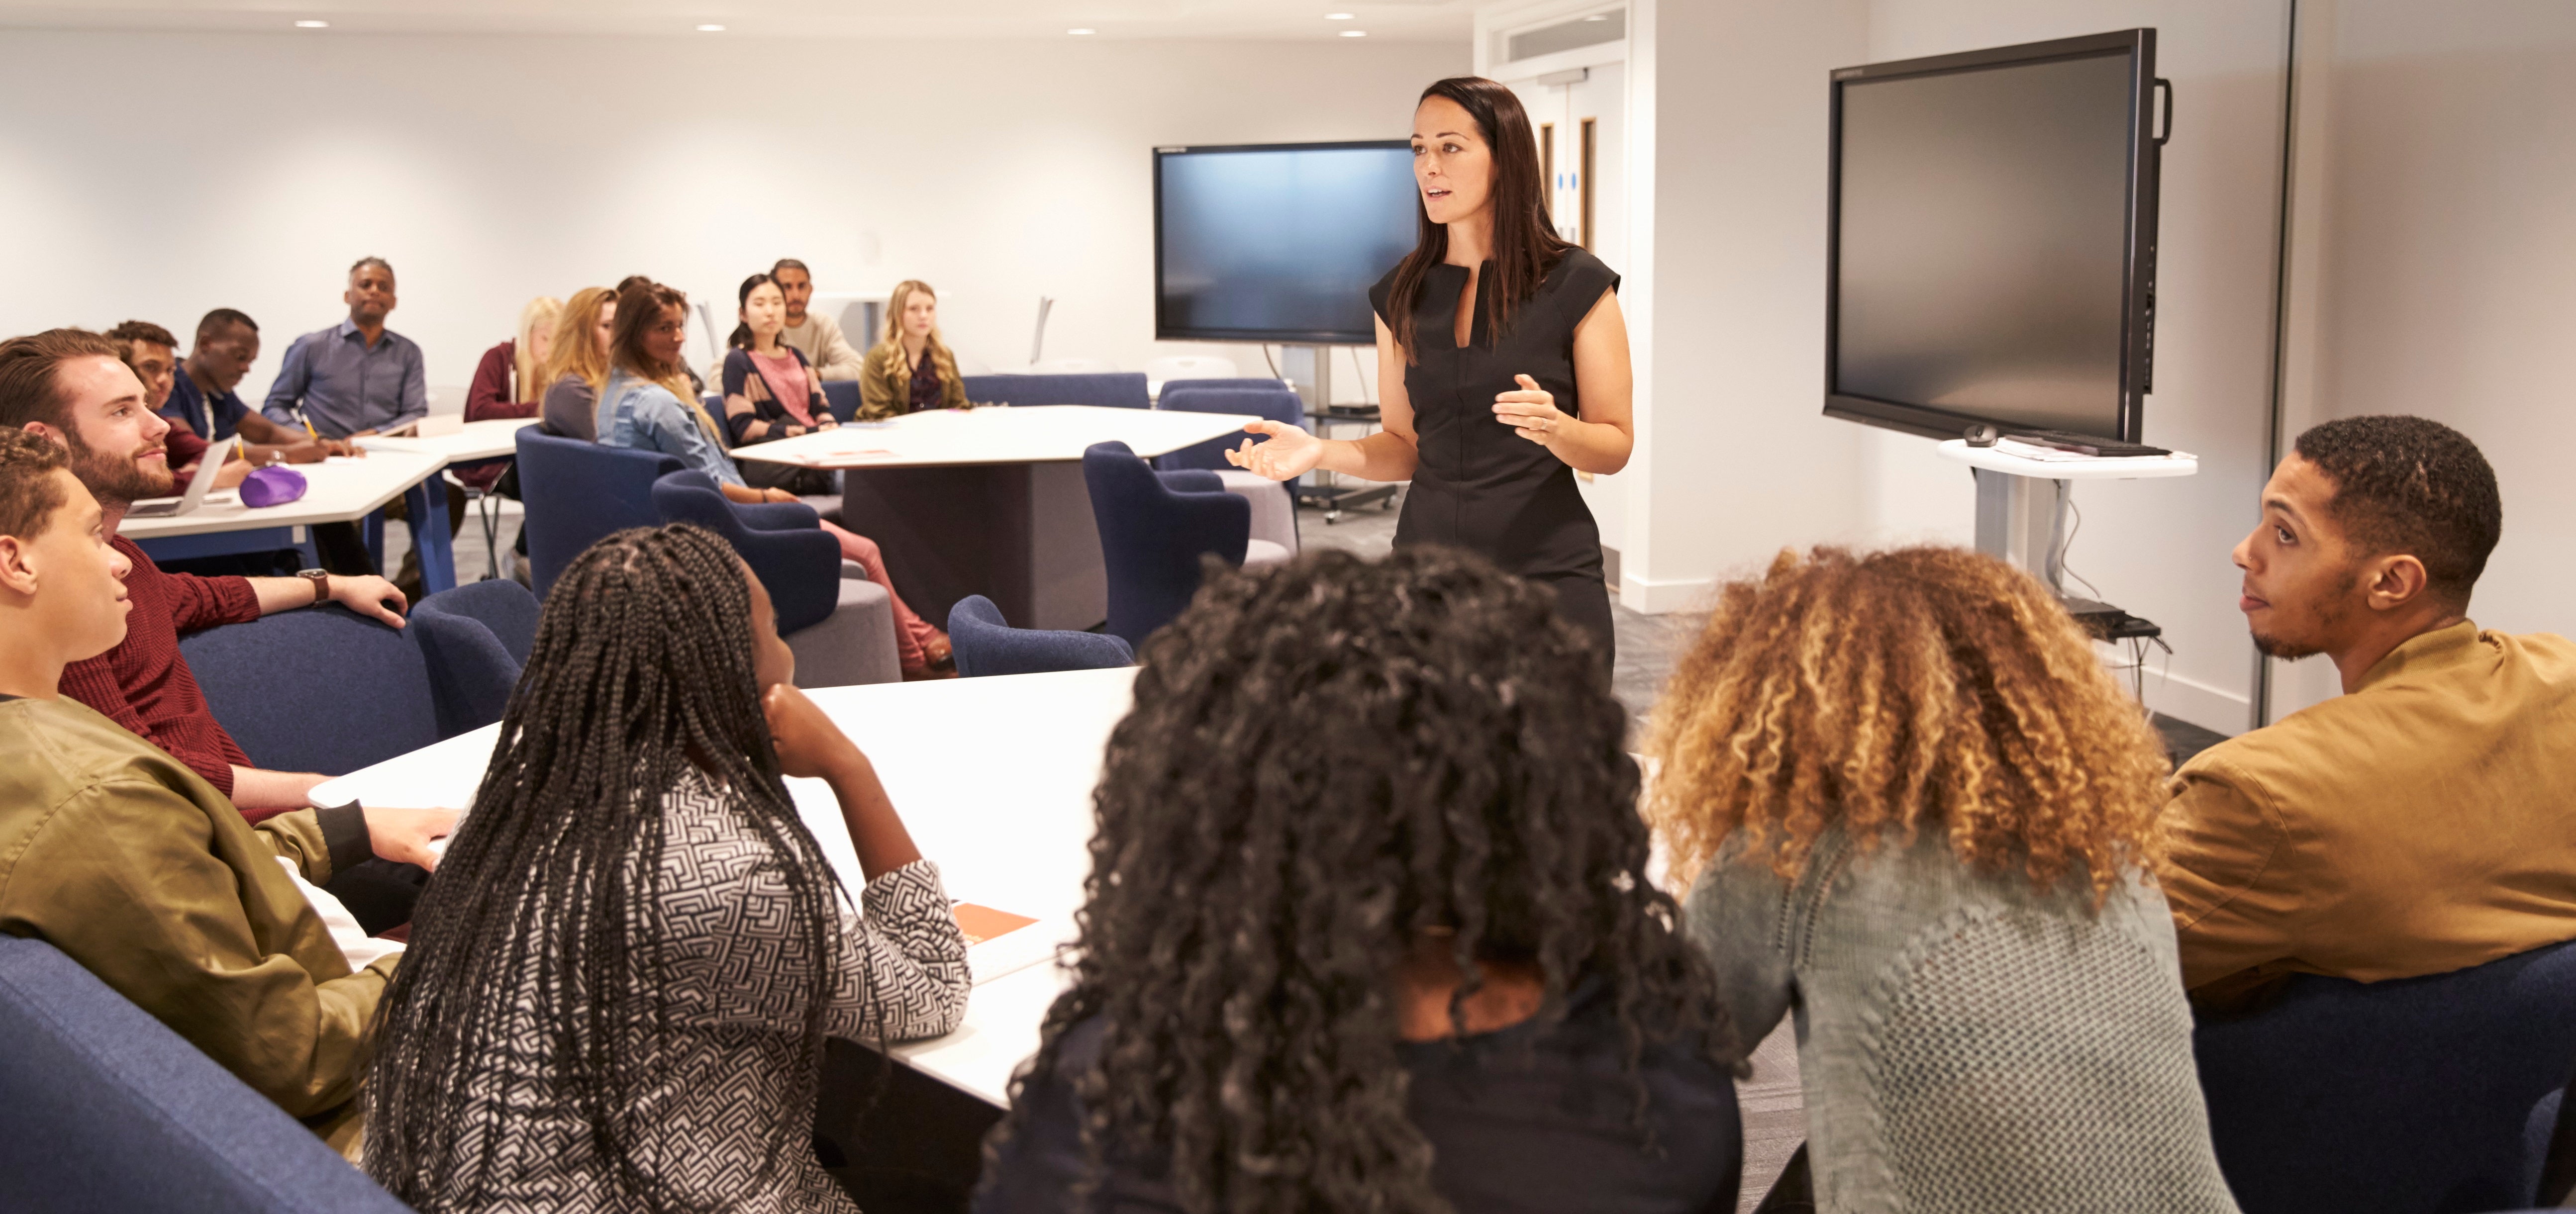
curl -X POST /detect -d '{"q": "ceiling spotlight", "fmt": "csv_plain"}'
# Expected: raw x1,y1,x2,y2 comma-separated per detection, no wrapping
695,23,725,31
1340,29,1368,37
294,18,328,27
1325,11,1355,18
1068,27,1095,34
1584,11,1609,18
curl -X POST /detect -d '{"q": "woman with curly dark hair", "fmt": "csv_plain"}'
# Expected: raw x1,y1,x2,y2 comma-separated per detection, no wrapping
977,547,1742,1214
1647,546,2237,1213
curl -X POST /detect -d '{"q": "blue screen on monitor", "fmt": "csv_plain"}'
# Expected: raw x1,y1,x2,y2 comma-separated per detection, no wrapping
1155,142,1418,344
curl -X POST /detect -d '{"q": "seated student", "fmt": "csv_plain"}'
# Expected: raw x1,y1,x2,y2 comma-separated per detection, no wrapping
0,328,439,931
363,523,967,1212
0,424,453,1158
263,256,462,589
721,272,840,496
859,280,971,419
773,258,867,380
1647,546,2237,1213
2163,416,2576,1010
455,294,559,494
598,280,952,677
157,309,343,463
107,319,251,490
539,285,614,441
979,548,1743,1214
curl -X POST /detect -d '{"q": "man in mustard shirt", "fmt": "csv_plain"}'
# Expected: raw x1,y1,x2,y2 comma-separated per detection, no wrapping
2163,415,2576,1010
0,419,452,1156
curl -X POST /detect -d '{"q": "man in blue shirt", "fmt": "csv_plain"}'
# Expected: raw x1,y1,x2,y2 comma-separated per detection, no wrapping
261,258,460,593
164,309,341,463
261,258,427,439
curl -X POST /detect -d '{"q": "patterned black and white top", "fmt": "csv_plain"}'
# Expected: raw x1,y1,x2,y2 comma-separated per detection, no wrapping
404,775,971,1213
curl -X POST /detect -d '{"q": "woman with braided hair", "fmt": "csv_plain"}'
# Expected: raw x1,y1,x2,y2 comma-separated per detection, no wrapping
977,547,1743,1214
1648,546,2237,1213
362,524,968,1212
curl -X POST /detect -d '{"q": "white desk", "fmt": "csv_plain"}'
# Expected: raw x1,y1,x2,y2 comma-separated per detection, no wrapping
311,665,1133,1107
735,406,1260,632
123,451,462,593
356,418,539,464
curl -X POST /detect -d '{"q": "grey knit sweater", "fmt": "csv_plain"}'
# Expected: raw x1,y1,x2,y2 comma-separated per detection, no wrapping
1684,827,2240,1214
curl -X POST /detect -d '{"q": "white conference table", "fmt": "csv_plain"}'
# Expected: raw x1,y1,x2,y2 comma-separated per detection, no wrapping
122,449,462,593
310,664,1134,1108
356,417,540,464
733,405,1256,632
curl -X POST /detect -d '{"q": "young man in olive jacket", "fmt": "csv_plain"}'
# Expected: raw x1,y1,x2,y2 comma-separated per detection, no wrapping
0,420,451,1158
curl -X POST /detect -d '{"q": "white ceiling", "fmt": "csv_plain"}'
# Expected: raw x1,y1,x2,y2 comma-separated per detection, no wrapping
0,0,1475,40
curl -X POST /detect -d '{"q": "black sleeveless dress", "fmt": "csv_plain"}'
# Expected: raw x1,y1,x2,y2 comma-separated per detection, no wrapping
1369,248,1620,667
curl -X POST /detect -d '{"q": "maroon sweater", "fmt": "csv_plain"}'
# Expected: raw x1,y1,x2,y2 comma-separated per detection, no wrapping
460,339,539,490
58,537,262,800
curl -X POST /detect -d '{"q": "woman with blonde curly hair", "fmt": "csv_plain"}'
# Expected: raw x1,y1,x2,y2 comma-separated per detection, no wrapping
1646,545,2238,1214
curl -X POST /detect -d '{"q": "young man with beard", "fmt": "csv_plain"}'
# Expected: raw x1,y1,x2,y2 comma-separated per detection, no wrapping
0,328,445,932
2161,415,2576,1010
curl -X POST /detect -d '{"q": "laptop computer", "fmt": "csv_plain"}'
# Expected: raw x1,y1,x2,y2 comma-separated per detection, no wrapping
124,439,233,519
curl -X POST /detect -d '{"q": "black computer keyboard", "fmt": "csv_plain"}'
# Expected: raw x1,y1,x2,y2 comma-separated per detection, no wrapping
2004,429,2173,458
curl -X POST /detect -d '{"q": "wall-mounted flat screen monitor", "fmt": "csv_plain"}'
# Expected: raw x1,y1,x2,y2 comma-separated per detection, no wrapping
1155,141,1418,345
1826,29,2165,443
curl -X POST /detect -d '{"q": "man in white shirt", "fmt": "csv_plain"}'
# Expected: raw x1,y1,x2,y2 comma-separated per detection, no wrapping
771,258,867,381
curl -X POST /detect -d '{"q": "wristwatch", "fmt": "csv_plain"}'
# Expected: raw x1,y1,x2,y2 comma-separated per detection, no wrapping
297,567,331,605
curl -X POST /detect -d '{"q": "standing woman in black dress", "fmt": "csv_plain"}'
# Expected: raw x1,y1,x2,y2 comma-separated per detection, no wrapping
1228,75,1633,665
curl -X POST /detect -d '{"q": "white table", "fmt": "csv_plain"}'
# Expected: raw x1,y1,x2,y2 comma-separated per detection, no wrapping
355,417,539,464
735,405,1259,631
311,665,1134,1107
1934,438,2198,585
122,450,461,593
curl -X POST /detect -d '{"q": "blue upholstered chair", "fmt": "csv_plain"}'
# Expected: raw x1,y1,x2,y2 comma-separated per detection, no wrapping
822,380,861,422
960,373,1150,410
1156,385,1306,557
412,579,539,737
179,605,440,776
1159,376,1294,396
0,936,412,1214
1082,441,1288,647
2193,937,2576,1214
947,595,1134,677
651,470,901,687
515,429,680,599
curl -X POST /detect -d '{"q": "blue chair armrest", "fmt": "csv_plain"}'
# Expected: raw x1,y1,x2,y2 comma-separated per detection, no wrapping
822,381,860,422
1157,469,1225,494
736,500,820,531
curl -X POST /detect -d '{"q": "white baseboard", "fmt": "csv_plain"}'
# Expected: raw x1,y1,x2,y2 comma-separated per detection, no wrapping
2098,648,2251,737
1619,572,1715,615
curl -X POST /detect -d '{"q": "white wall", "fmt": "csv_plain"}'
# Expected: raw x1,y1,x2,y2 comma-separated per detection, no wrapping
2269,0,2576,716
0,30,1465,399
1618,0,1871,614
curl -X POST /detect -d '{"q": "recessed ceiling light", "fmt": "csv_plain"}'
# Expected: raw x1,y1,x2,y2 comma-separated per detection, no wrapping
294,19,328,27
1584,11,1609,18
695,23,725,32
1068,27,1095,34
1325,11,1355,18
1339,29,1368,37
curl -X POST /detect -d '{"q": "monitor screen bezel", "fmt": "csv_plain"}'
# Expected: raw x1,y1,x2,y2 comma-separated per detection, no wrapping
1152,138,1418,346
1823,28,2160,444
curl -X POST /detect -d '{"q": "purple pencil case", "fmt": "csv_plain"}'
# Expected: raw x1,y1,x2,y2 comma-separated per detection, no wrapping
240,466,308,508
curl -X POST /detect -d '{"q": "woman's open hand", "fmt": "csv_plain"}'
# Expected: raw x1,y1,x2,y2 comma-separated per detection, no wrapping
1493,374,1566,446
1225,420,1326,481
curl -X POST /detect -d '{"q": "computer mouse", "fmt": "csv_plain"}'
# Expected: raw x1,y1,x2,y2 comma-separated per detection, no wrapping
1964,423,1999,447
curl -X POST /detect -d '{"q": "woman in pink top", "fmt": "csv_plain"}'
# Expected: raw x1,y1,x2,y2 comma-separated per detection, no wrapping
722,273,840,497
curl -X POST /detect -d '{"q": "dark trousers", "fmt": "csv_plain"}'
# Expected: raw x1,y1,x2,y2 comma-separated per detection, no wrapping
312,480,467,588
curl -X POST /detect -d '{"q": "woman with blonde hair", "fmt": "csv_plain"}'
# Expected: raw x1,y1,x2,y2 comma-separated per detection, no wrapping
458,295,560,491
538,286,616,442
1646,545,2238,1213
858,280,969,419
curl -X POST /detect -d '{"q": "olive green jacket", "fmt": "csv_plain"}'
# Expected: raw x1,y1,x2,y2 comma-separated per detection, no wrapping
0,695,394,1128
858,339,971,420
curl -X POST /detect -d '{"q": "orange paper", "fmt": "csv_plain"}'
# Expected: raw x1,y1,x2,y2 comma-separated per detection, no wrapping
954,903,1039,946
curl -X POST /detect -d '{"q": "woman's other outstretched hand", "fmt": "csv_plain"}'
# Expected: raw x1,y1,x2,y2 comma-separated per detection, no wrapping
1224,420,1326,481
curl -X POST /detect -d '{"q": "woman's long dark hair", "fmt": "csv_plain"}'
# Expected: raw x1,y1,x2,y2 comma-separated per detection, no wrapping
988,547,1736,1214
1386,76,1577,362
364,525,847,1209
727,272,778,351
608,277,690,385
